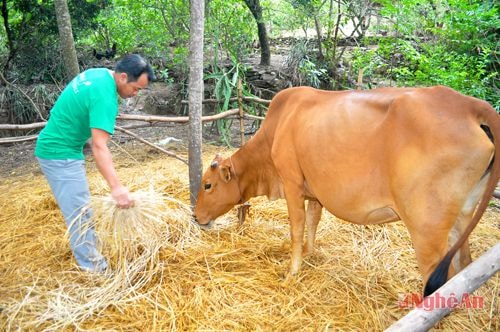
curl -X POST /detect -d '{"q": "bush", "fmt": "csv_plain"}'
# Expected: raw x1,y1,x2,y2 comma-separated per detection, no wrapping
353,0,498,110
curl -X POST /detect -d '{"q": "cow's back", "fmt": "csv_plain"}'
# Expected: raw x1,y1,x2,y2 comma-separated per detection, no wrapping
265,86,495,224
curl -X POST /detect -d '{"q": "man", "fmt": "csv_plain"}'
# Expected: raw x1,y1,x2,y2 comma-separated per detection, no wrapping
35,54,155,272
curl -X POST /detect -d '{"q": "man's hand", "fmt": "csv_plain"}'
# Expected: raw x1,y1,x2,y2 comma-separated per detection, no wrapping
111,185,135,209
91,129,134,209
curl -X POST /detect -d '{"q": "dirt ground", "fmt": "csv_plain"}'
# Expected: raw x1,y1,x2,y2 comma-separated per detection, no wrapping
0,139,39,178
0,129,185,178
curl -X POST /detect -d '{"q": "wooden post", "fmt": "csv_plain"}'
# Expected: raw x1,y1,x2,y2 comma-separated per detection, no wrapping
237,79,245,146
385,243,500,332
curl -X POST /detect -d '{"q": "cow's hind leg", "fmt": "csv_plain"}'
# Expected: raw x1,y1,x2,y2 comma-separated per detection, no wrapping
304,200,323,256
448,172,490,273
448,213,472,274
404,172,489,296
413,208,475,292
432,173,489,288
397,184,461,290
403,214,454,293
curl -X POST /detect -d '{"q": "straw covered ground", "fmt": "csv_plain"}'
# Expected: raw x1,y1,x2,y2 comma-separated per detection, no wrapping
0,142,498,331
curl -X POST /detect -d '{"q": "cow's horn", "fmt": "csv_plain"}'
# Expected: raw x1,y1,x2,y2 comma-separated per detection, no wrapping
210,160,218,168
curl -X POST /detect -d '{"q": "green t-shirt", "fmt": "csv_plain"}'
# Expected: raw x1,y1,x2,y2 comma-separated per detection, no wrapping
35,68,118,160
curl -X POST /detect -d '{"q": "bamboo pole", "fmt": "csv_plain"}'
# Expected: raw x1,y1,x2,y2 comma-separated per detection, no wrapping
116,108,240,123
180,95,270,106
114,126,188,165
0,134,38,144
0,122,47,130
0,109,241,132
243,113,265,121
0,107,265,144
385,243,500,332
357,68,364,90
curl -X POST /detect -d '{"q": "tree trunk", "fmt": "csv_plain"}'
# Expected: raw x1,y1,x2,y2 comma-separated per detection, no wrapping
244,0,271,66
188,0,205,207
1,0,14,72
313,15,324,60
54,0,79,81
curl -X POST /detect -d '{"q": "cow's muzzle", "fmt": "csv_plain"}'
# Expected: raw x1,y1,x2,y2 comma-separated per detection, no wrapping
192,215,213,229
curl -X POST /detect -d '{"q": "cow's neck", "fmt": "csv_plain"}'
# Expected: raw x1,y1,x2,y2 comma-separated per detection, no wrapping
231,132,283,202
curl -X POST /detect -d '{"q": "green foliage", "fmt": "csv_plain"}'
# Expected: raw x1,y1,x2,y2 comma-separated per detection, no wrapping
284,40,327,88
298,57,326,88
0,0,102,83
206,0,255,62
265,0,296,37
289,0,323,12
93,0,189,55
434,0,498,53
0,84,58,124
15,44,68,83
357,0,498,110
350,46,385,84
87,0,257,80
155,68,174,84
0,0,498,126
68,0,104,38
205,61,249,147
403,46,493,99
284,0,327,37
377,0,437,37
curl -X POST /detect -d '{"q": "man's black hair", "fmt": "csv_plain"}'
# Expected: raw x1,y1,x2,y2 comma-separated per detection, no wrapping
115,54,155,82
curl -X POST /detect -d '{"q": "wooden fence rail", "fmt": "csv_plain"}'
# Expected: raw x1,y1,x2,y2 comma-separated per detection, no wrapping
0,108,265,142
0,82,269,146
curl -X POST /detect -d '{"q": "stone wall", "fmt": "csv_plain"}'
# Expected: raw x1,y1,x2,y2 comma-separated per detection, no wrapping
244,64,291,100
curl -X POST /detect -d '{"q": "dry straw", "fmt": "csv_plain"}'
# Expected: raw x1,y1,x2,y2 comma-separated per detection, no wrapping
0,144,498,331
86,189,200,268
3,183,204,331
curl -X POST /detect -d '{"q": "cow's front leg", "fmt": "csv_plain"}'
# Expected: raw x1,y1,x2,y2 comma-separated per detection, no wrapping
304,199,323,256
284,188,307,276
272,148,307,276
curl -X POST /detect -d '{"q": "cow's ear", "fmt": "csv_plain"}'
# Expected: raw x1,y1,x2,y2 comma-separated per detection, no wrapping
219,165,232,183
211,154,223,169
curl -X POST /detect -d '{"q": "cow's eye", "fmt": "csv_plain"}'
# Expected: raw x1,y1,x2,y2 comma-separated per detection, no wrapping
204,183,212,190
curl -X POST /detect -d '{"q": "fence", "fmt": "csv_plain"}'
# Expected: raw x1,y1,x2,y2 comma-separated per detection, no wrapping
0,86,271,160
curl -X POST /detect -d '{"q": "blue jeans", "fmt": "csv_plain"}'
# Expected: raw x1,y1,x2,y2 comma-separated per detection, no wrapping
37,158,107,272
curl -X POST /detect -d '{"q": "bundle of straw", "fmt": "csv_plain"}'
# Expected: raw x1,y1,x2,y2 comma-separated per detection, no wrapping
12,189,206,330
88,190,194,268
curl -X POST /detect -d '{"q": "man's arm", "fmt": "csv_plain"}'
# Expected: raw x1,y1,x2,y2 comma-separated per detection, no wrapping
91,128,134,208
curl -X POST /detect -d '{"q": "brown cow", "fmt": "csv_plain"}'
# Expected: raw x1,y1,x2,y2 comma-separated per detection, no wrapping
194,86,500,296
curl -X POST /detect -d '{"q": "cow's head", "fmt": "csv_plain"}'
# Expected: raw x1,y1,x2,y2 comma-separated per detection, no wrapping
194,154,242,226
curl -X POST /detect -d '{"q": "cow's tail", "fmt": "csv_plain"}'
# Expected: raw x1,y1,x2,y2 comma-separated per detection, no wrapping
424,104,500,297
